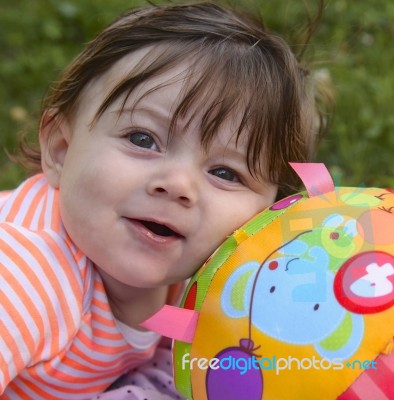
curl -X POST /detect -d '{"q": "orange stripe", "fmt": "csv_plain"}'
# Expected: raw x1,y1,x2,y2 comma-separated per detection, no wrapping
37,188,47,230
48,188,62,232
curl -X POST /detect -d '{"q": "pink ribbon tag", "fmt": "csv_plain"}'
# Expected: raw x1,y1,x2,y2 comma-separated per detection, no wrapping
290,162,335,197
140,305,198,343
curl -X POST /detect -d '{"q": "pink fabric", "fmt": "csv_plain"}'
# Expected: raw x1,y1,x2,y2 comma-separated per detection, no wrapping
339,347,394,400
140,305,198,343
290,162,335,197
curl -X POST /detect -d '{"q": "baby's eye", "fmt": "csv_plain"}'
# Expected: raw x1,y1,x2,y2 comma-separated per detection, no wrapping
128,131,158,150
209,167,240,182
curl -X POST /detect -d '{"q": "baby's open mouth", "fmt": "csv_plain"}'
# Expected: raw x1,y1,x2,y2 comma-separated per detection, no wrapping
139,220,181,238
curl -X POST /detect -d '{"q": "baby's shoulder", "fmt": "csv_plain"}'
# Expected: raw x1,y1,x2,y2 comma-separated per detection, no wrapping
0,222,87,310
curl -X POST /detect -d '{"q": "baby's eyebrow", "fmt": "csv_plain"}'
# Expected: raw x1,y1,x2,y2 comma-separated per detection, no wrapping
209,144,249,170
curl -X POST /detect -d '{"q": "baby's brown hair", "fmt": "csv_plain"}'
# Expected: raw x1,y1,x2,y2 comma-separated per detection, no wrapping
19,1,328,198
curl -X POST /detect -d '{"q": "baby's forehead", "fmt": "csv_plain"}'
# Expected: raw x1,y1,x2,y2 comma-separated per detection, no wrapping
90,47,159,100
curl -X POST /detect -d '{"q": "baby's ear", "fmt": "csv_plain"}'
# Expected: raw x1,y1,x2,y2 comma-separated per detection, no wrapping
39,110,71,188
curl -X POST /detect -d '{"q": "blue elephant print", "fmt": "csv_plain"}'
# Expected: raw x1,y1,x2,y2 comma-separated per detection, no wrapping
221,230,364,361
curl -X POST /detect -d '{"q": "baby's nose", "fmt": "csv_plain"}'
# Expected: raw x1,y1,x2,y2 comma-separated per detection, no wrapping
147,167,198,207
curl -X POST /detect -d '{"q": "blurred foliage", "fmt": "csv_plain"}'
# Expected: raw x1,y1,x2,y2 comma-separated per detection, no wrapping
1,0,393,190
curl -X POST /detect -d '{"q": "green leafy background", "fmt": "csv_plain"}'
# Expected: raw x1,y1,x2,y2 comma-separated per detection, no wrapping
1,0,393,190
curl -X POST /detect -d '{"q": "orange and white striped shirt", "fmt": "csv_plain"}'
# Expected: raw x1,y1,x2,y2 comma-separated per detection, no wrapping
0,174,159,399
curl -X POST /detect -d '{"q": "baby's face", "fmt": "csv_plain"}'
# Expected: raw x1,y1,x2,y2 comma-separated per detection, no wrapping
51,50,278,289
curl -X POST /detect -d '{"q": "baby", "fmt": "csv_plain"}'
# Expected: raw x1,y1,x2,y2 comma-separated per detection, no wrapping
0,2,322,399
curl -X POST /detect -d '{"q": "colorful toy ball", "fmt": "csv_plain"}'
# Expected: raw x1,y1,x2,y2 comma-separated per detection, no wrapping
142,163,394,400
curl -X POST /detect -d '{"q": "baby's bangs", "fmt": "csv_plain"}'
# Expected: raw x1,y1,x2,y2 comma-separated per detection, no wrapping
169,47,278,182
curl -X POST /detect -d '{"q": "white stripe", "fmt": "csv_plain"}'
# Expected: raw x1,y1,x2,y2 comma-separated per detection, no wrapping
44,184,55,228
81,260,95,314
29,196,45,230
